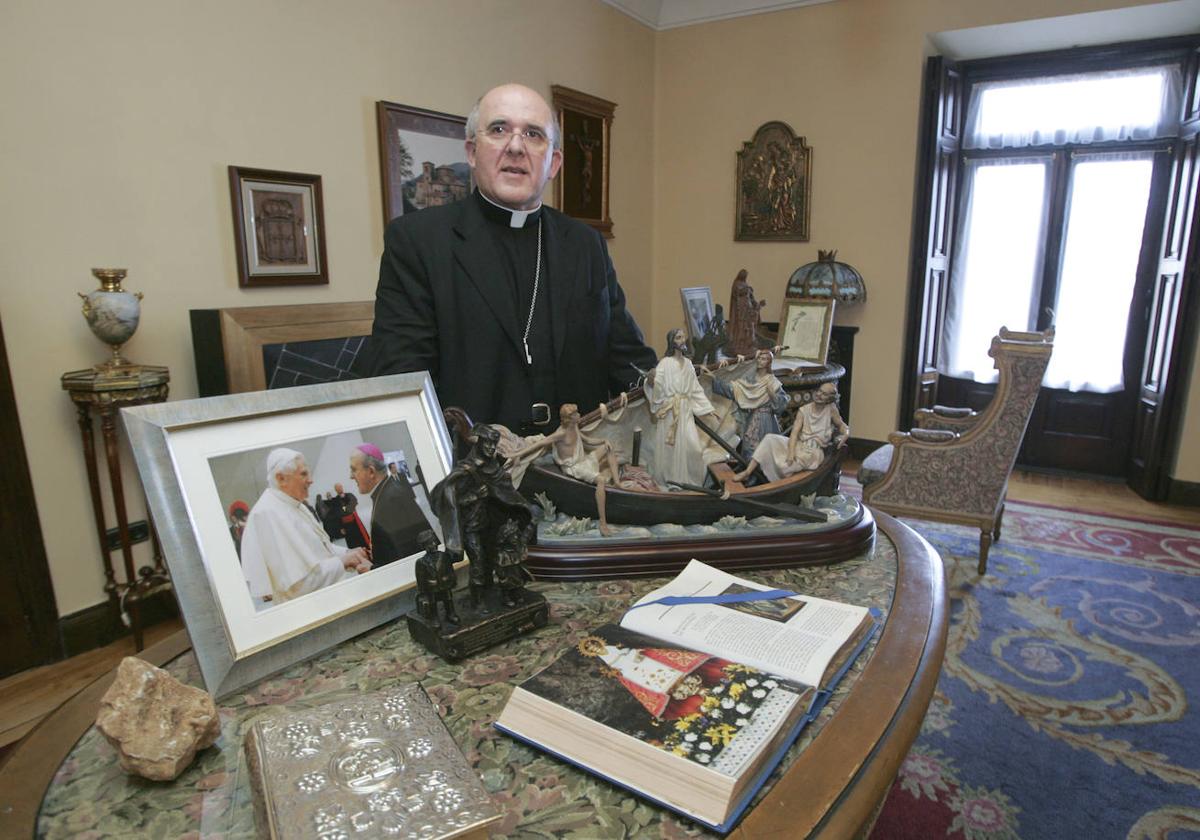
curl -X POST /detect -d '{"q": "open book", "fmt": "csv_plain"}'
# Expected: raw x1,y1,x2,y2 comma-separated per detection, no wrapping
494,560,877,832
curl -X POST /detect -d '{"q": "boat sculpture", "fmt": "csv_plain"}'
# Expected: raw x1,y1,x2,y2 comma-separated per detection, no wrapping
444,359,846,527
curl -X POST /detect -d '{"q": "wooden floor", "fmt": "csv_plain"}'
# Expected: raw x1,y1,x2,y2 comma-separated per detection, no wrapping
0,468,1196,755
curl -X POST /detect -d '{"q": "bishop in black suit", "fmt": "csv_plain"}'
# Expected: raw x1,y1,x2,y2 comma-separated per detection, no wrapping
349,444,431,567
365,84,656,432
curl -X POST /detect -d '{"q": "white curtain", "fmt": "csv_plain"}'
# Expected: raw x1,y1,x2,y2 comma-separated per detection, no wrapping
940,157,1050,382
1044,152,1154,392
965,65,1180,149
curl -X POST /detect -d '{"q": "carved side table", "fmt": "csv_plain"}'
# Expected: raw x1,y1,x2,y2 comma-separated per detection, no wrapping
61,364,171,651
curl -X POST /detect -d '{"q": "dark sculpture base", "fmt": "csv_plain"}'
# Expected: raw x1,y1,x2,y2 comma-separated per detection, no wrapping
405,588,549,662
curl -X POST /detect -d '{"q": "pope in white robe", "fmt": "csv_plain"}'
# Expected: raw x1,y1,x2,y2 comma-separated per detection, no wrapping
240,448,370,604
647,329,724,488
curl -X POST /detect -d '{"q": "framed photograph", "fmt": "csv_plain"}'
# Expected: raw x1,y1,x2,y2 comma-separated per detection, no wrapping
551,85,614,238
778,298,835,365
190,301,374,396
376,101,471,227
735,121,813,241
679,286,715,343
122,373,453,699
228,166,328,287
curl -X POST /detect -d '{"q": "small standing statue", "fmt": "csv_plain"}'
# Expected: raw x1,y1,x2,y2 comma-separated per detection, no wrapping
704,347,789,463
494,517,534,607
414,529,460,628
413,424,548,661
725,269,767,358
732,382,849,483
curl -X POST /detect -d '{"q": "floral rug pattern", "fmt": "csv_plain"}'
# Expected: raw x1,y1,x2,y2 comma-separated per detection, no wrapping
37,538,896,839
870,499,1200,840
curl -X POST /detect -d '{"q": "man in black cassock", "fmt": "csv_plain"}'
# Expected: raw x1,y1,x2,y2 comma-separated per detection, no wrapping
365,83,656,435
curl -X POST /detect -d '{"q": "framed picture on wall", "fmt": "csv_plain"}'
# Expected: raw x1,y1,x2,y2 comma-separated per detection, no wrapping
551,84,615,238
735,121,812,242
123,373,453,699
376,101,471,227
778,298,835,365
680,286,715,343
228,167,329,288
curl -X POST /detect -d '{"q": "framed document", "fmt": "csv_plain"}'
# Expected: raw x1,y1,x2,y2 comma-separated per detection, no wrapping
778,298,835,365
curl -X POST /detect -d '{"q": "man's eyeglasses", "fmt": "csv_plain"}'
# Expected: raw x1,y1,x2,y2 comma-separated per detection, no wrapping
476,123,551,151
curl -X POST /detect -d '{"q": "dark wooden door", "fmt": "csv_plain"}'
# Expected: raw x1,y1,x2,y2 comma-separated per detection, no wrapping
1128,46,1200,498
0,315,61,677
900,57,961,425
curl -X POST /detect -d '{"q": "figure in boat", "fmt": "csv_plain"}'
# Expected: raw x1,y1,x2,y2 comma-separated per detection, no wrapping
507,401,627,536
703,347,789,464
733,382,849,484
646,328,726,488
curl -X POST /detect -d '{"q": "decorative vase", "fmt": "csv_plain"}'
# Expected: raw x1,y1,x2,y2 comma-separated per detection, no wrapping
79,268,143,370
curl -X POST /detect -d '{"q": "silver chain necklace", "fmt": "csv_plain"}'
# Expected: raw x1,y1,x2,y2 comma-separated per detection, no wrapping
522,218,542,365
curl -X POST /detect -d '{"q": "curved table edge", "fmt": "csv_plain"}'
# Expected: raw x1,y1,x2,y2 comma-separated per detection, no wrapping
732,510,949,838
0,630,191,838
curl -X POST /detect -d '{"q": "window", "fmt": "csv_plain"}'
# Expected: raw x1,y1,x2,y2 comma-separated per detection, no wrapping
940,65,1181,392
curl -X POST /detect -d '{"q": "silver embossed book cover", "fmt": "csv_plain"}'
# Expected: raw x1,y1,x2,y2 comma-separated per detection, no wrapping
244,683,499,839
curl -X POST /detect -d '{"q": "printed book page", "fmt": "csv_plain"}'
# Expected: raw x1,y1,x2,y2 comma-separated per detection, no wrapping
619,559,870,687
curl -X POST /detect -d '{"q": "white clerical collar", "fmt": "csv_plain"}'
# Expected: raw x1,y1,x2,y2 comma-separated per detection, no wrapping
478,190,543,229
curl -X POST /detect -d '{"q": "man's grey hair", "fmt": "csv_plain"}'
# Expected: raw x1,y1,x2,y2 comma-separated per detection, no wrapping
353,449,387,476
266,447,305,488
465,94,562,150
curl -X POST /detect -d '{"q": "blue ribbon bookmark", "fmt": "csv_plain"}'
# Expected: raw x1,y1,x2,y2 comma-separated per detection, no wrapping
627,589,799,610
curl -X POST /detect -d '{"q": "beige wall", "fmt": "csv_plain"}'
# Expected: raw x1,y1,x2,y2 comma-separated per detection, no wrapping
652,0,1200,478
3,0,1197,620
0,0,656,616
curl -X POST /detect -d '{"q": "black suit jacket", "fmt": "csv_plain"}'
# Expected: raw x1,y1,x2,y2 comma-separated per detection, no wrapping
366,195,656,429
369,476,429,567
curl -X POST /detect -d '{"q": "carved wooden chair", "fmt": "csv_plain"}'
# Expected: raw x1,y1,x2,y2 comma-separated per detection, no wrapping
858,328,1054,574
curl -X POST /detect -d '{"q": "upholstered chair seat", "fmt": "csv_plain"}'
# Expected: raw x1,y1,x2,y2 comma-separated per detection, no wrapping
860,328,1054,574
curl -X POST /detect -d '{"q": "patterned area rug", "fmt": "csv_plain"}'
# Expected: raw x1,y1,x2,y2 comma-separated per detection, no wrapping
861,490,1200,840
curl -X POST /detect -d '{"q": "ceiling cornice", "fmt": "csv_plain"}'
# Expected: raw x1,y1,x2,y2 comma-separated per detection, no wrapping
600,0,837,31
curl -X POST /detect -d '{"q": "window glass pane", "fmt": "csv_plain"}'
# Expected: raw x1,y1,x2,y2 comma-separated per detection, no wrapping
1045,155,1154,392
966,67,1178,149
942,160,1047,381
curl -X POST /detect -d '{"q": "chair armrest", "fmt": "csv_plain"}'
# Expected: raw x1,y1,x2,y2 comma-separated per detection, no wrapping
915,405,979,432
888,428,958,446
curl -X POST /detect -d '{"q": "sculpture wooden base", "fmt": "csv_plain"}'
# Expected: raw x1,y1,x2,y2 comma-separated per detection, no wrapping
405,589,549,662
526,506,875,581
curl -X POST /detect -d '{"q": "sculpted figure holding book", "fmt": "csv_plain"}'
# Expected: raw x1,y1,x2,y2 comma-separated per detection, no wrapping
430,424,535,608
414,529,460,628
732,382,849,484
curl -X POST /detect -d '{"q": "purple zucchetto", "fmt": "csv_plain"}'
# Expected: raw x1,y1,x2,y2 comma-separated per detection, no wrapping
356,443,385,462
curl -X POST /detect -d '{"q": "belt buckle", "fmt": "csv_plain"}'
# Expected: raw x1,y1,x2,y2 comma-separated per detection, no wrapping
531,402,552,426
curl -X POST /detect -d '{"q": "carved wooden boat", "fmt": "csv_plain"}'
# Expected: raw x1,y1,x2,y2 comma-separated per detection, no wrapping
519,443,844,526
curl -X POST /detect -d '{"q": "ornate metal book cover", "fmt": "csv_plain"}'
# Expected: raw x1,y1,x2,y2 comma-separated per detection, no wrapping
244,682,499,839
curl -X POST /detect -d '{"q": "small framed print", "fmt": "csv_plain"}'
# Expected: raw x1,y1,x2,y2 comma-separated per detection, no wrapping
376,101,471,226
778,298,835,365
122,373,452,698
680,286,715,343
228,166,328,288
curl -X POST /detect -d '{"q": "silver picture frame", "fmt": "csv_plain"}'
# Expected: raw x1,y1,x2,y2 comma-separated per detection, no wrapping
122,373,453,699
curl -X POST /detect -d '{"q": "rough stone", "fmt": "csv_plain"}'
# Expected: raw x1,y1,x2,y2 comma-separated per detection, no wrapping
95,656,221,781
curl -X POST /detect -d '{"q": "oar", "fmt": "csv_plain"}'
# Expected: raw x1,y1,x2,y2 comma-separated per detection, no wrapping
670,481,828,523
692,415,770,484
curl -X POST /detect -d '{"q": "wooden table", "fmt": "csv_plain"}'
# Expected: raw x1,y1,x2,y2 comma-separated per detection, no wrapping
0,512,945,839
